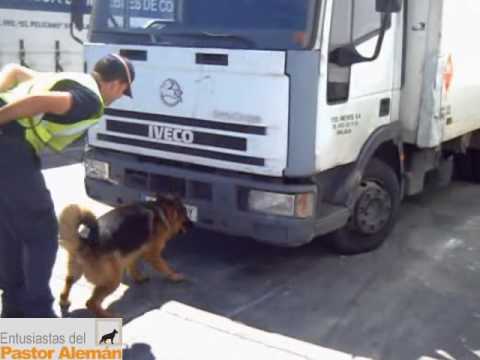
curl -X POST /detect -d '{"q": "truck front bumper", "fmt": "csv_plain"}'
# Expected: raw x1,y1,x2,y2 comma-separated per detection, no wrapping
84,149,350,247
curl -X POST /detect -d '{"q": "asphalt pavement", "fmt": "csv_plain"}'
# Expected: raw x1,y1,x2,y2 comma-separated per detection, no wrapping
12,151,480,359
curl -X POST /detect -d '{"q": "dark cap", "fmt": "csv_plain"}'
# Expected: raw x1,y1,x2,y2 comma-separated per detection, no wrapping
94,53,135,98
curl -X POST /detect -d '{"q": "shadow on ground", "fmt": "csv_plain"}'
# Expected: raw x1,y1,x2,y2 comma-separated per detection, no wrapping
121,343,155,360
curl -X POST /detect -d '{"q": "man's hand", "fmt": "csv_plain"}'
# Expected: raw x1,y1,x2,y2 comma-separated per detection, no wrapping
0,64,37,93
0,92,73,126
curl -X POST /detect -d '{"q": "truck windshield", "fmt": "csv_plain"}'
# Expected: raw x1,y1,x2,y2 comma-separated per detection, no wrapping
90,0,319,50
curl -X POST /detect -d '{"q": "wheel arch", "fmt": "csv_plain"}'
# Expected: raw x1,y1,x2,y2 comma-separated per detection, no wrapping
332,122,404,208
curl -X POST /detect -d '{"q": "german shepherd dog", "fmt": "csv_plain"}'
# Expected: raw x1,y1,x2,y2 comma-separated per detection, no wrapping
58,195,192,317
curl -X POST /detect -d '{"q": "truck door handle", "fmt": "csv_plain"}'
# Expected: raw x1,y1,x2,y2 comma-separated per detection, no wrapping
412,22,426,31
379,98,391,117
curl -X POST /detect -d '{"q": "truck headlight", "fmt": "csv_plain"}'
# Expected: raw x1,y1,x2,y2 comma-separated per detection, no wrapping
84,159,110,181
248,191,314,218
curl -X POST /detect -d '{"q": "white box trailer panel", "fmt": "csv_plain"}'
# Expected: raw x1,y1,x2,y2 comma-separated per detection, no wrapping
439,0,480,143
401,0,480,148
0,1,92,72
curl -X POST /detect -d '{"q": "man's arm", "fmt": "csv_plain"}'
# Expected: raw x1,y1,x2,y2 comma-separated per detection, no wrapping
0,64,38,93
0,92,73,126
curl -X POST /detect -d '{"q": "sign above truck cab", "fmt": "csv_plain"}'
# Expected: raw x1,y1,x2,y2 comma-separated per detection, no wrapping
89,0,319,50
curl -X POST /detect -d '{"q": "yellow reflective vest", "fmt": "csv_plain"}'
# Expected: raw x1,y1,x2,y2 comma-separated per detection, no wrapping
0,72,104,154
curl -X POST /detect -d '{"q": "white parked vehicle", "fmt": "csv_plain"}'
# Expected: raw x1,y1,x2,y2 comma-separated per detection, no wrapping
0,0,92,71
74,0,480,253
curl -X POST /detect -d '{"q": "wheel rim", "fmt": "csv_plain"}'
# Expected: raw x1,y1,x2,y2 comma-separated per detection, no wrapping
353,180,392,235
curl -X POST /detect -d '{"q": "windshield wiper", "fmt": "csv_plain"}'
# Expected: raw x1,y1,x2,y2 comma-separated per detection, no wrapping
143,19,170,30
151,31,256,48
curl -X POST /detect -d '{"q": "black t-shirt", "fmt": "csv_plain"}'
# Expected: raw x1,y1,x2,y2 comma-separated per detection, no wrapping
43,79,102,124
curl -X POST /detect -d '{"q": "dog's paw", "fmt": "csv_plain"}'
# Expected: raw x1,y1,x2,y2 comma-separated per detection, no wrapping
59,296,71,309
167,272,186,282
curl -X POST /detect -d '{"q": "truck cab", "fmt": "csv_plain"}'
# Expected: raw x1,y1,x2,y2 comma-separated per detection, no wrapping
78,0,480,253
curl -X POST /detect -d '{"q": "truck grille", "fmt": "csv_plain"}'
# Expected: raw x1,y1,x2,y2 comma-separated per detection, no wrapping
94,109,270,168
98,133,264,166
124,169,212,200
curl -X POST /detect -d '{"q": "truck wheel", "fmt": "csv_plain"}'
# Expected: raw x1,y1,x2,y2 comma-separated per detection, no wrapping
329,158,401,255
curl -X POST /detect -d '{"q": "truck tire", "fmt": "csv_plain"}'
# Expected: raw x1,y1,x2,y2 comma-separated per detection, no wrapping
329,158,401,255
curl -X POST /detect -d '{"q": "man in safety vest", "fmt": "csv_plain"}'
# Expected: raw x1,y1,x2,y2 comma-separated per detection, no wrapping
0,53,135,317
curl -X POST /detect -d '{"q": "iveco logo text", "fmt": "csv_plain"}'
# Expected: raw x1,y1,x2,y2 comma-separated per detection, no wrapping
149,125,194,144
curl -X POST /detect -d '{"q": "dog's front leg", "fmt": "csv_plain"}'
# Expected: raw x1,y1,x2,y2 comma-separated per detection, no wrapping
144,255,185,282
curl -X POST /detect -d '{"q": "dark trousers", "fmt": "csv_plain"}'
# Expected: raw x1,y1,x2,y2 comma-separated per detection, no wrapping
0,116,58,317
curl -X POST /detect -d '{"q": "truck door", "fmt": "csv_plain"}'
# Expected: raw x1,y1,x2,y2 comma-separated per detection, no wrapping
316,0,403,171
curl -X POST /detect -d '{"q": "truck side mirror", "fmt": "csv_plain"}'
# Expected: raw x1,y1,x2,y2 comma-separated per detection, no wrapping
329,13,390,67
329,45,366,67
376,0,402,13
71,0,87,31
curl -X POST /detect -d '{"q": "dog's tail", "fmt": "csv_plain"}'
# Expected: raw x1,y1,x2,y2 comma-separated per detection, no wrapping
58,204,99,252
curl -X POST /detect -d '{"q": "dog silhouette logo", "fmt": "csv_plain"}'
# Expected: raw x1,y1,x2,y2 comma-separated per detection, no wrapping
96,319,122,346
99,329,118,344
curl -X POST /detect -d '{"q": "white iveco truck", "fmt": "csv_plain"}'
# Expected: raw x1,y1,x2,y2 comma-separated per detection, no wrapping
73,0,480,253
0,0,92,71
